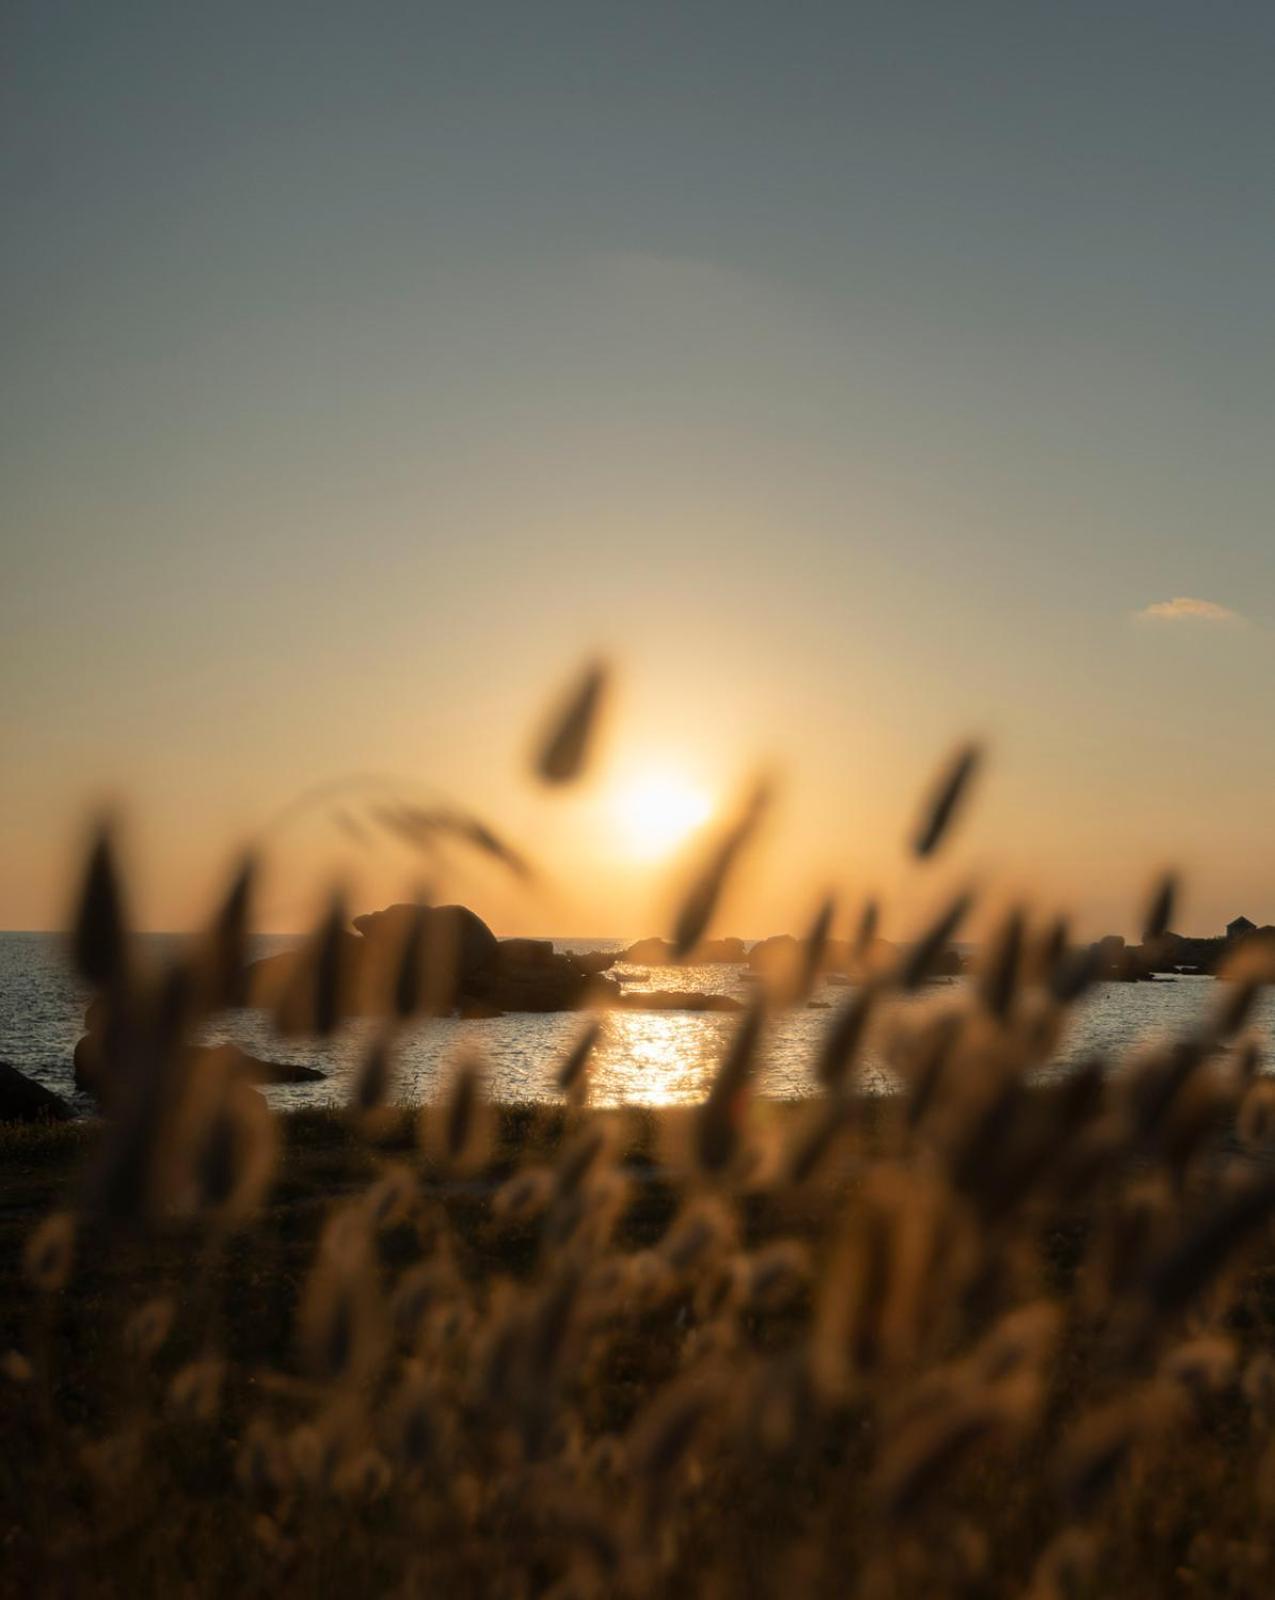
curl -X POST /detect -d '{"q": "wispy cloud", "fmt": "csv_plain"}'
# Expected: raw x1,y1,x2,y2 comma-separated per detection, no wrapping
1135,596,1245,625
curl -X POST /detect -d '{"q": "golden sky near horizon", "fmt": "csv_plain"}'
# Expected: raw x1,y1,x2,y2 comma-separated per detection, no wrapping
3,3,1274,941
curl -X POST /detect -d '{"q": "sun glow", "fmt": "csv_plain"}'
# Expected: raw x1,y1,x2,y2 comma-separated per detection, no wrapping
613,771,713,860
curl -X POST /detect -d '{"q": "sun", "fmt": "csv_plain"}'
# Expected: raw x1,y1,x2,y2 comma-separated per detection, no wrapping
613,772,713,860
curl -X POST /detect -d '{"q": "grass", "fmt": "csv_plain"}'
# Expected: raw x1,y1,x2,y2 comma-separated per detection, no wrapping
5,1085,1275,1599
6,709,1275,1597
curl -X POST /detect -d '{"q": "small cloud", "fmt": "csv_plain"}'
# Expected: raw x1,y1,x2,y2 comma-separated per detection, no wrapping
1135,596,1245,625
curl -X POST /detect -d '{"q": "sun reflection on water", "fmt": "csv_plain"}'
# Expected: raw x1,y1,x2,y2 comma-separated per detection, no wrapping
592,1011,736,1106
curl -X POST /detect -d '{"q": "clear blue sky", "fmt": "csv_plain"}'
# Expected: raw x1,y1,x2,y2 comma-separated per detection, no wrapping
3,1,1273,937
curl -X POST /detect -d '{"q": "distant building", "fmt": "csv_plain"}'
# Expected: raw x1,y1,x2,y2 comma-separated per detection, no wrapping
1227,915,1257,940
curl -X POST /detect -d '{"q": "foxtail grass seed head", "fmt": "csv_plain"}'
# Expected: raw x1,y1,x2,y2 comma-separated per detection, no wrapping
535,658,609,783
353,1031,395,1114
204,853,255,1008
671,776,772,958
2,1351,35,1385
392,902,428,1018
312,890,348,1036
420,1055,490,1173
1049,939,1104,1005
977,906,1024,1021
814,984,875,1090
899,891,973,991
795,894,835,999
912,742,982,858
853,897,880,962
71,823,128,988
168,1357,226,1422
24,1211,77,1292
557,1017,601,1095
1141,870,1178,947
123,1297,175,1362
694,998,764,1173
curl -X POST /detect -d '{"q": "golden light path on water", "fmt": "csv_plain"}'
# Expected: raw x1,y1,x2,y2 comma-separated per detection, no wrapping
587,1012,722,1107
6,937,1274,1116
203,972,1275,1116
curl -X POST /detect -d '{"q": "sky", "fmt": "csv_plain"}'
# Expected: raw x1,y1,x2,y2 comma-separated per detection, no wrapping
2,0,1273,941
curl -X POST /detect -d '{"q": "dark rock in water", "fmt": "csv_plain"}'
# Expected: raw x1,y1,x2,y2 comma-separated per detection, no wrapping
240,900,617,1017
700,937,749,964
74,1030,104,1098
621,936,747,965
748,934,800,974
245,932,364,1008
615,990,744,1013
197,1043,326,1085
0,1060,73,1122
245,904,501,1014
622,936,678,965
573,949,619,976
748,933,893,982
470,940,619,1012
497,937,556,968
73,989,324,1105
353,902,500,995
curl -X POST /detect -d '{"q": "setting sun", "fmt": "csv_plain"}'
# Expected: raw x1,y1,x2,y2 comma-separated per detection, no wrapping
613,771,713,859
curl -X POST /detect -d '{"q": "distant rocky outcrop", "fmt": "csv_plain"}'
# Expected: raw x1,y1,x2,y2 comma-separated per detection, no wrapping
614,990,745,1013
244,904,620,1019
620,936,747,965
0,1060,73,1122
747,934,905,982
1089,924,1275,979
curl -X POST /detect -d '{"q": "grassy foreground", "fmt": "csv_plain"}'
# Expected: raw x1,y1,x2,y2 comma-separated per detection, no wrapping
4,1090,1275,1599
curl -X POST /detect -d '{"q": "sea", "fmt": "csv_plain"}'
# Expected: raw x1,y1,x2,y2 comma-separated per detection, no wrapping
2,932,1271,1117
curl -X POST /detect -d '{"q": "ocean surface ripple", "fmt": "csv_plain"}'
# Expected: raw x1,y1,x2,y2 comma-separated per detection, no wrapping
1,933,1270,1116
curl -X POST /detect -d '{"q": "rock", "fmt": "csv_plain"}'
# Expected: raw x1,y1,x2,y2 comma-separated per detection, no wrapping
0,1060,73,1122
240,902,630,1016
497,938,556,969
245,933,364,1009
244,904,501,1015
747,934,800,974
696,937,748,963
73,1031,105,1097
197,1044,326,1085
470,955,619,1013
622,937,678,965
620,936,747,964
353,903,500,991
574,949,619,976
615,990,745,1013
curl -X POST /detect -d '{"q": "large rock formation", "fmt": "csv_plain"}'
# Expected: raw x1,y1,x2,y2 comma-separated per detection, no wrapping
353,903,500,987
472,939,619,1013
244,904,619,1018
0,1061,73,1123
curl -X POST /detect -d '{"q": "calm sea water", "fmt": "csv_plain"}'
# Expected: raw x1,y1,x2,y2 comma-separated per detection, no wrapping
1,932,1270,1117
